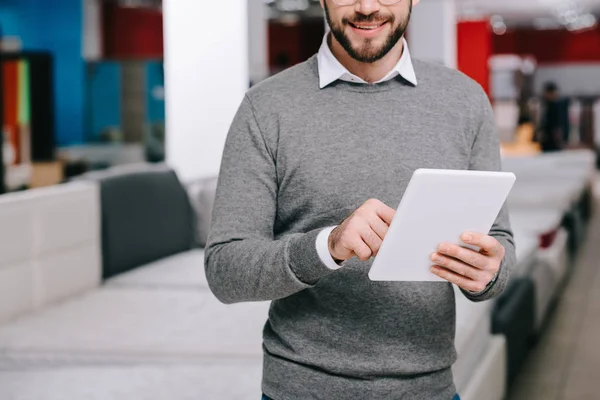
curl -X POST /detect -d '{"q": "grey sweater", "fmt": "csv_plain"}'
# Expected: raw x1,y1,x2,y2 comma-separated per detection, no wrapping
205,56,515,400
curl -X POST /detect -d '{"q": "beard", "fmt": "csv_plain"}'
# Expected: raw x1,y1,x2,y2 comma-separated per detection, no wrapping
324,1,411,63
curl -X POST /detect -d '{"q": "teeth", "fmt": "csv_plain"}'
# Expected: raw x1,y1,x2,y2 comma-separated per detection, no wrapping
355,24,382,30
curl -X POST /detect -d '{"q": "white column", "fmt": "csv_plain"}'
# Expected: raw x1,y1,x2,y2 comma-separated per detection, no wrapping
164,0,249,181
407,0,457,69
82,0,102,60
248,0,269,85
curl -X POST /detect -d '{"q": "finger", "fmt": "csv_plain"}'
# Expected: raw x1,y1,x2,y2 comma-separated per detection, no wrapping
461,232,503,256
431,253,483,281
374,201,396,225
359,225,383,256
430,266,487,293
349,235,372,261
369,216,389,241
436,243,487,270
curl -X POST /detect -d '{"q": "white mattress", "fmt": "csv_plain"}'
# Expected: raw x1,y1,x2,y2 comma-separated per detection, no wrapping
511,212,569,331
538,228,570,290
502,149,596,170
0,359,263,400
460,335,507,400
510,208,564,236
0,287,269,363
0,182,101,325
506,165,591,184
529,260,559,331
453,286,494,393
537,149,596,166
512,230,539,278
107,250,208,289
450,227,537,389
502,150,595,209
508,182,581,211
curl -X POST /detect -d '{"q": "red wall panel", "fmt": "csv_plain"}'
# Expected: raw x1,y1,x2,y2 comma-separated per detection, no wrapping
102,4,163,59
2,61,19,164
493,26,600,64
268,20,325,70
268,22,302,68
457,20,492,95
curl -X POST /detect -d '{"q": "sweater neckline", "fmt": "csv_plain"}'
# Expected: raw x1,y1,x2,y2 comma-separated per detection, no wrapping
307,55,416,93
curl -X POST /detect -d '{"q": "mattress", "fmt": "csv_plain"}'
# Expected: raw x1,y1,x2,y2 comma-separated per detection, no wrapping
507,182,581,212
502,151,594,212
508,167,591,187
106,249,208,289
511,212,568,331
511,207,582,264
0,358,263,400
510,208,564,236
529,261,558,332
491,278,535,386
453,286,494,393
538,228,570,289
512,230,539,278
511,211,569,269
0,288,269,364
562,208,585,252
502,149,596,171
459,335,507,400
537,149,596,167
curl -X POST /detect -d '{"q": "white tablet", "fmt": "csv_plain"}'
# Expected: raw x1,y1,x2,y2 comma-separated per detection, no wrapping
368,169,516,282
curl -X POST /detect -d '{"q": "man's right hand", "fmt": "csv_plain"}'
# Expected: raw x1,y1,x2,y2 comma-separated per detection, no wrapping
328,199,396,262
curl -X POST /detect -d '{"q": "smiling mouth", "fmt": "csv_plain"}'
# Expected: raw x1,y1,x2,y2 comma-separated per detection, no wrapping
349,21,388,30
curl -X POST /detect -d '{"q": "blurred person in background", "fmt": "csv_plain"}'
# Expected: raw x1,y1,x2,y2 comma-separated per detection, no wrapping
538,81,569,152
205,0,515,399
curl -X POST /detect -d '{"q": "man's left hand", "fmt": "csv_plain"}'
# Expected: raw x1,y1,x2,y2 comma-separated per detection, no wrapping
430,232,505,293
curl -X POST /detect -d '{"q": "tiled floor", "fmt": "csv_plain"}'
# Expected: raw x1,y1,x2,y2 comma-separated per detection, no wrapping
509,182,600,400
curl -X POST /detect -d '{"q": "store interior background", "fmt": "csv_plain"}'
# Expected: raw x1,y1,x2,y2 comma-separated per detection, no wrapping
2,1,600,399
0,0,599,188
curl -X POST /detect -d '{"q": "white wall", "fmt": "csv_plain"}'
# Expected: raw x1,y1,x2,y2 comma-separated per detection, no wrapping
408,0,457,69
534,63,600,97
164,0,249,181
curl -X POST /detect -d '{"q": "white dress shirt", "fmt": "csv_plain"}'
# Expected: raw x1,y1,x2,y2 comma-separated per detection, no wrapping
316,34,418,89
315,33,418,269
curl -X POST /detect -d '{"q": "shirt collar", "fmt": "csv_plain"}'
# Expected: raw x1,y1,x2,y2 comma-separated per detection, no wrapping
317,33,418,89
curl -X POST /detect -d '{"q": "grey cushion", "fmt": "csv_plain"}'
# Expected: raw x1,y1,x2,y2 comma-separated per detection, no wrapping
77,163,195,278
186,176,218,248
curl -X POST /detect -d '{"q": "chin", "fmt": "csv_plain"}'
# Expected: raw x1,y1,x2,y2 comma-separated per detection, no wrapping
352,45,386,60
349,38,385,52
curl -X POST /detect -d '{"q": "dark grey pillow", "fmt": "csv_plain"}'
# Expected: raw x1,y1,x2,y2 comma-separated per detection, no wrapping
77,163,195,278
186,176,218,248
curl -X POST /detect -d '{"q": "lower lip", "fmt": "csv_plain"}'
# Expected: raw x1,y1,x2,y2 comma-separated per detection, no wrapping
350,22,387,38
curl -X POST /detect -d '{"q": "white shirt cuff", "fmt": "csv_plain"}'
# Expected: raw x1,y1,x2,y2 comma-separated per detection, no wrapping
316,226,345,270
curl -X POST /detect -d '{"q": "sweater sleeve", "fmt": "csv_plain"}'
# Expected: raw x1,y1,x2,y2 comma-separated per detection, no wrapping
204,95,335,304
462,88,517,302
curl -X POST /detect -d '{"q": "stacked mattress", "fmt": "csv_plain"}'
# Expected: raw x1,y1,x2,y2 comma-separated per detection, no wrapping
453,288,500,399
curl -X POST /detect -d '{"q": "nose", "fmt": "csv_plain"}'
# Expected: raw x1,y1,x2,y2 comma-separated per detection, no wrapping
354,0,381,15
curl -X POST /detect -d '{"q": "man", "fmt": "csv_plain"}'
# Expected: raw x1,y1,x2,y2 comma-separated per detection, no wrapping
538,81,568,152
205,0,515,398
